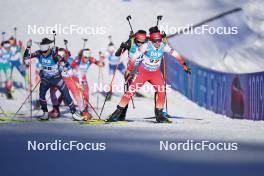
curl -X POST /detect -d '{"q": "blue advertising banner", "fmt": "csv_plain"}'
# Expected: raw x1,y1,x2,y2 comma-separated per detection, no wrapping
165,9,264,120
164,55,264,120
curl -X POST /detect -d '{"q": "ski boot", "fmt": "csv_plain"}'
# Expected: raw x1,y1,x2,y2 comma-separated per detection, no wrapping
155,108,172,123
40,111,49,120
72,111,83,121
6,80,13,99
82,107,92,121
48,106,60,118
107,105,125,122
6,90,13,99
119,105,128,121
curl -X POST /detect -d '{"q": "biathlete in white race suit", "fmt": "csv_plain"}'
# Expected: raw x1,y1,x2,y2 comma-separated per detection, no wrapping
70,48,105,120
49,48,85,119
107,26,191,123
23,38,83,121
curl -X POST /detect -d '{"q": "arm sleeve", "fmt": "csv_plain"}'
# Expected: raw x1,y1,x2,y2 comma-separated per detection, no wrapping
71,58,79,69
23,48,41,60
90,57,98,65
163,44,185,65
115,39,131,57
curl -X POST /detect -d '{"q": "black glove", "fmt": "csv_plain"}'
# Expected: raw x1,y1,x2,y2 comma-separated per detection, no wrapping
115,42,128,57
120,42,127,49
162,31,166,38
183,63,192,74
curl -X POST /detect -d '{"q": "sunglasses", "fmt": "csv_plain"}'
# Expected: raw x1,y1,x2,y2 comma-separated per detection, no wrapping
152,39,162,43
135,40,145,44
3,44,11,48
40,44,50,52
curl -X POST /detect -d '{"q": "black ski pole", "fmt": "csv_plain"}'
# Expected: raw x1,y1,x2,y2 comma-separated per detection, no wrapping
168,8,242,37
14,27,17,40
99,61,121,118
99,42,131,118
157,15,163,26
63,39,68,50
82,38,88,49
29,47,33,118
2,32,5,41
87,100,101,120
12,80,41,119
125,15,136,108
126,15,134,34
108,35,113,45
97,65,101,110
52,30,56,46
163,56,168,113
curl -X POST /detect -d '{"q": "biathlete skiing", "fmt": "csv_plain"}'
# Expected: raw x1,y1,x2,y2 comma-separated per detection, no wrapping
114,29,148,120
107,26,191,123
23,38,83,121
70,48,105,120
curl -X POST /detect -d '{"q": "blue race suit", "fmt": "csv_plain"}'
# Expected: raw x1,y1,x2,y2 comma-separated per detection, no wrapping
23,48,76,113
108,53,126,75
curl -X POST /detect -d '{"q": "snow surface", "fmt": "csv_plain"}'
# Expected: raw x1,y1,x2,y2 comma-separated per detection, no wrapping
0,0,264,175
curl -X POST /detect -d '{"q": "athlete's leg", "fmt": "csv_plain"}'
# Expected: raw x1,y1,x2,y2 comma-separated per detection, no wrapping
109,64,116,75
148,70,166,109
48,86,61,118
118,62,126,75
39,77,50,112
5,66,13,99
119,66,147,107
63,77,84,111
50,87,59,107
82,80,89,109
52,77,76,113
17,60,26,77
